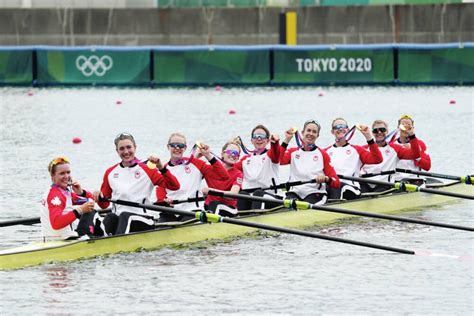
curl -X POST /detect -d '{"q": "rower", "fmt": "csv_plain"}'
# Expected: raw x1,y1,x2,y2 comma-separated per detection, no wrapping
155,133,229,222
280,119,340,205
41,156,99,240
324,118,382,200
234,124,283,210
360,120,421,193
393,114,431,186
93,133,180,235
201,140,243,217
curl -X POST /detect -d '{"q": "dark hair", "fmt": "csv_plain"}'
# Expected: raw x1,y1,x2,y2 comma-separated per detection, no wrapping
303,119,321,134
114,133,136,148
251,124,270,138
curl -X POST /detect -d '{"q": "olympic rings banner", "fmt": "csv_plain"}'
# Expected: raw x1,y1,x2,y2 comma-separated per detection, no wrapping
36,49,150,85
0,49,32,84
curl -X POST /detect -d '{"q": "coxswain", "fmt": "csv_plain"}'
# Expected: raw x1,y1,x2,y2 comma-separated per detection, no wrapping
41,156,98,240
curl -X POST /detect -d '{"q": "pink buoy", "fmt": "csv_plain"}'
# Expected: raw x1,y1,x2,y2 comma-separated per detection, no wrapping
318,92,324,97
228,109,236,115
449,99,456,104
215,85,222,91
27,92,33,96
116,100,122,105
72,137,82,144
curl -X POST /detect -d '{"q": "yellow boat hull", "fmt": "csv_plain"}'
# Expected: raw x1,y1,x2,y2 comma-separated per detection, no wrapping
1,182,472,270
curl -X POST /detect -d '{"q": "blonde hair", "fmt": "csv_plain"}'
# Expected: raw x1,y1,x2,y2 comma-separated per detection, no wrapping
372,120,388,129
168,132,186,144
331,117,347,128
221,140,241,153
48,157,70,175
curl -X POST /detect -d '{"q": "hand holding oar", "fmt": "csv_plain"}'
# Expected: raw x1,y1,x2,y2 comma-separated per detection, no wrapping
0,208,112,228
338,175,474,200
207,191,474,232
107,197,415,255
396,168,473,185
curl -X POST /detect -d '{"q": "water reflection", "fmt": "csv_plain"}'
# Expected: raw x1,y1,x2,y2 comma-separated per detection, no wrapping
43,265,71,291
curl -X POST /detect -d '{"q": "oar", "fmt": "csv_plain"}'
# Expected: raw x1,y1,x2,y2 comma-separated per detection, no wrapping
0,208,111,228
338,175,474,200
396,168,473,185
106,198,415,255
207,191,474,232
245,179,317,193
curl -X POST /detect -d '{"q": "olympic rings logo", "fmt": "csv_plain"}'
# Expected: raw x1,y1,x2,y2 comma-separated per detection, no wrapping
75,55,113,77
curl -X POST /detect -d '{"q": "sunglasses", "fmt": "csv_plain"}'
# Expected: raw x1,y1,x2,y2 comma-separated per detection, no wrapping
224,149,240,158
51,156,70,166
48,156,70,173
332,124,348,130
252,133,268,140
114,132,135,145
304,119,321,130
168,143,187,149
372,127,387,133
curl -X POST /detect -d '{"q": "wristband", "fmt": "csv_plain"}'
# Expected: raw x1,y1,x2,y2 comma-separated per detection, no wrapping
73,209,81,219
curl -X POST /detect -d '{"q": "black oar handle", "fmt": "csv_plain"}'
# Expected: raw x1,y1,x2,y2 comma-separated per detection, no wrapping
396,168,473,185
171,196,205,205
245,179,317,193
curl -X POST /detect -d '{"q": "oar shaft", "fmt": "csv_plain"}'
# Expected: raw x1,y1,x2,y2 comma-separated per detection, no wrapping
312,205,474,232
109,198,414,255
338,175,474,200
0,217,40,227
208,190,474,232
221,217,414,255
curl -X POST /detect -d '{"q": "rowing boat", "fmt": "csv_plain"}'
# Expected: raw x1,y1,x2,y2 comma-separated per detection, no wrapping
1,181,472,270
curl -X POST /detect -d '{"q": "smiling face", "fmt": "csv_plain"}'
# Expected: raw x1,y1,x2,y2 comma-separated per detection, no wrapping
251,128,269,150
116,139,136,166
167,135,187,161
51,163,71,190
222,143,240,165
302,122,320,145
372,121,388,143
331,118,349,141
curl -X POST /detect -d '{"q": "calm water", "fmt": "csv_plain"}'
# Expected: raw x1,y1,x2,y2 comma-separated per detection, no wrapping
0,86,473,314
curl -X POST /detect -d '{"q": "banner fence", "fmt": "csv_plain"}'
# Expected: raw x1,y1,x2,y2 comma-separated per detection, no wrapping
0,44,472,86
